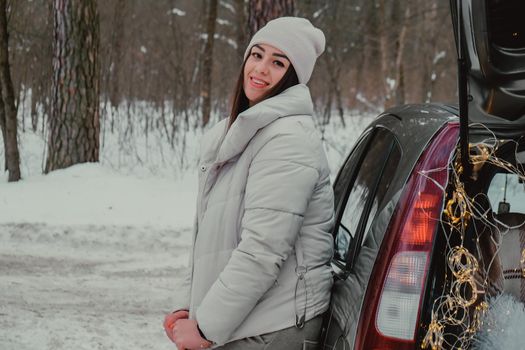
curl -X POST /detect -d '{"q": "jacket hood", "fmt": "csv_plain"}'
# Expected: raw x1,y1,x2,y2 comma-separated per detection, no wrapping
216,84,314,163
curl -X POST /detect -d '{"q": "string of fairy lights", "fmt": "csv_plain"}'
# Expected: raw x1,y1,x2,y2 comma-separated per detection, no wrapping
421,125,525,349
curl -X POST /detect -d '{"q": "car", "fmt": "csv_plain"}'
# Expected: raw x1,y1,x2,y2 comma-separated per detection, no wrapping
319,0,525,349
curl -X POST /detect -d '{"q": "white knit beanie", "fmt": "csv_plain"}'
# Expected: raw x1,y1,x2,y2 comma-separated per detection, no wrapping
243,17,325,84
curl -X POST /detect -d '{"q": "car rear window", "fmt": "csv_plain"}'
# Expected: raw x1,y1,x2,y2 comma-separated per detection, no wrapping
488,173,525,214
334,127,400,265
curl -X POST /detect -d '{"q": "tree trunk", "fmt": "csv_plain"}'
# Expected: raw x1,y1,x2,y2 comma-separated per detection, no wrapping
378,0,392,108
45,0,100,173
30,84,38,132
0,87,8,171
201,0,218,127
248,0,295,36
109,0,126,109
393,5,410,106
361,0,382,103
325,61,345,127
234,0,248,63
0,0,21,181
420,0,439,103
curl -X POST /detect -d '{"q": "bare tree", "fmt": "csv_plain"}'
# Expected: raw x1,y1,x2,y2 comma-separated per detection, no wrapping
201,0,218,127
108,0,126,109
248,0,294,36
0,0,21,181
234,0,248,63
45,0,100,173
374,0,412,108
315,1,357,127
392,2,410,106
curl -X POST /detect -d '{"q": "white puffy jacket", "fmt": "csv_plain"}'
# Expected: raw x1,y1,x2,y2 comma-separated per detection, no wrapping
172,84,334,346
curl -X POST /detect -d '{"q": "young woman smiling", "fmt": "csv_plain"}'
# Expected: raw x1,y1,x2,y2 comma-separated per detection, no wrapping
164,17,334,350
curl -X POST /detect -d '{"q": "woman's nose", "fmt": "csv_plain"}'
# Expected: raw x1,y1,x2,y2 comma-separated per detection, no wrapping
255,60,269,75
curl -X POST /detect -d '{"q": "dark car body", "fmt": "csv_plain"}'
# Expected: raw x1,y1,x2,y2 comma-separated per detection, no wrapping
320,0,525,349
320,105,461,349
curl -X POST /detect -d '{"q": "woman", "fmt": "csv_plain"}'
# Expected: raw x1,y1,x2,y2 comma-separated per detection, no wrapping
163,17,334,350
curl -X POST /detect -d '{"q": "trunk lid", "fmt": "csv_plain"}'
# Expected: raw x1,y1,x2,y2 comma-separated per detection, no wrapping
450,0,525,136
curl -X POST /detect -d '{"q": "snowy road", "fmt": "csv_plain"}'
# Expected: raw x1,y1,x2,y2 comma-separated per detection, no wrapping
0,223,192,350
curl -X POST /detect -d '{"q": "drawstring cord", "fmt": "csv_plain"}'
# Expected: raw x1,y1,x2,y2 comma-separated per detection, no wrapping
294,265,308,328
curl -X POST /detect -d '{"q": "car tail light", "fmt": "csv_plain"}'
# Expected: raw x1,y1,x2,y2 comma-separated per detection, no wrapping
355,123,459,349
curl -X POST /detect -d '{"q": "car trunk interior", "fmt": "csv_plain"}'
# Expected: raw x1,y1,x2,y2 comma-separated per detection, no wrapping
445,0,525,339
470,138,525,303
420,134,525,348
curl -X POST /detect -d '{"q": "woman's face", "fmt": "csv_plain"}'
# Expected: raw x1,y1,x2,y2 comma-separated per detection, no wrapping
243,44,291,106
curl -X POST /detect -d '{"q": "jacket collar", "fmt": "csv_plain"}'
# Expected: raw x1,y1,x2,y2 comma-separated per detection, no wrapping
215,84,313,163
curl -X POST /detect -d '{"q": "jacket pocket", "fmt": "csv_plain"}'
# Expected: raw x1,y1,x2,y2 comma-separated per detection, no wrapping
302,340,319,350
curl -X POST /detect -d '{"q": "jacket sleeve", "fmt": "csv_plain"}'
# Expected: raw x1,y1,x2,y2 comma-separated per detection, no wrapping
171,211,198,311
171,263,191,311
195,132,320,345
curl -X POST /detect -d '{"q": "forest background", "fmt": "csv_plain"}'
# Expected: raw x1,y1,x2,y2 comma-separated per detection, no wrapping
1,0,456,182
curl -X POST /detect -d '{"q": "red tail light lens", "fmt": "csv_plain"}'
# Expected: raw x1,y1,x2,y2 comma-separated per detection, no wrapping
402,193,442,246
356,123,459,349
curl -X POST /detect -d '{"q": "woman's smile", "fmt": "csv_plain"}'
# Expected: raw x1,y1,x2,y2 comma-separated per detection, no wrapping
248,76,269,88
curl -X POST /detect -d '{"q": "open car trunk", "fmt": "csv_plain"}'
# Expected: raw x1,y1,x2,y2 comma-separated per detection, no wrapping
448,0,525,294
421,1,525,348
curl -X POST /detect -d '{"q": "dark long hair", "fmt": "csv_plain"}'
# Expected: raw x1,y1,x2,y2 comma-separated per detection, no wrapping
228,48,299,128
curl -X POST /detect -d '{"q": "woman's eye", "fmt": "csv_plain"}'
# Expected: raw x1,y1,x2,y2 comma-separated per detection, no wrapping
274,60,285,67
252,52,262,59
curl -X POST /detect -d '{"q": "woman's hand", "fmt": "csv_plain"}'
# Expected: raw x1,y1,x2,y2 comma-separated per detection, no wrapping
163,310,189,342
172,319,213,350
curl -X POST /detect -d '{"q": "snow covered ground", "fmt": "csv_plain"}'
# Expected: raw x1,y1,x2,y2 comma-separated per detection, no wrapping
0,106,373,349
0,165,197,350
0,222,192,350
